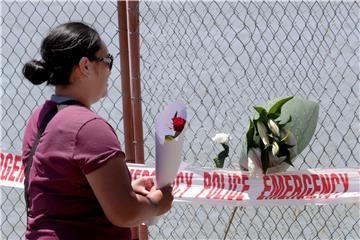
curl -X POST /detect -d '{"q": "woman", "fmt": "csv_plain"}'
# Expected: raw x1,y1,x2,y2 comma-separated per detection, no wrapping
22,22,173,239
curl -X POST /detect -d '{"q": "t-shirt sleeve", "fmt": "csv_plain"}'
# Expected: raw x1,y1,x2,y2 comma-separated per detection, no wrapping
73,118,125,175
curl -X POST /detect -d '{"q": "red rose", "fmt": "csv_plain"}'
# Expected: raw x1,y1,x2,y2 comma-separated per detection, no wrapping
172,116,186,133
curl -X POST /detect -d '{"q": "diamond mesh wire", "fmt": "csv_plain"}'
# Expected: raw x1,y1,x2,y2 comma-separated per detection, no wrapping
1,1,359,239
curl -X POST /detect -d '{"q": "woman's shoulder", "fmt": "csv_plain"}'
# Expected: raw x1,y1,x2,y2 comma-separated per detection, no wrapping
27,102,101,127
57,105,104,124
45,105,109,135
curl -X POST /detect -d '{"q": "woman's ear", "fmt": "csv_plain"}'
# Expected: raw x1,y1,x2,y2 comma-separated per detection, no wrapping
78,57,91,76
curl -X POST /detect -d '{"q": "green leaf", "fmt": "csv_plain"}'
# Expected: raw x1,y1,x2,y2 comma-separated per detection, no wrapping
276,97,319,154
268,96,294,115
218,150,228,160
268,112,280,119
284,144,295,149
278,116,292,129
283,151,294,166
214,144,229,169
165,135,174,142
280,133,289,143
253,106,268,122
285,116,292,124
261,148,270,174
213,157,224,168
221,143,230,152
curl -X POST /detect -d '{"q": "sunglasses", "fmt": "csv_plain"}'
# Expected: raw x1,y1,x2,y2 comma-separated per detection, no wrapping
90,53,114,71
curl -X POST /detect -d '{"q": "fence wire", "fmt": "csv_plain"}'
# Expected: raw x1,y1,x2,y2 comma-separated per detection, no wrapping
1,1,359,239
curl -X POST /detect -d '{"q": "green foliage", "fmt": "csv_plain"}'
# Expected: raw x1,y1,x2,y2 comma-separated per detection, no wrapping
254,106,268,122
165,135,174,142
277,97,319,154
260,147,270,174
246,119,257,150
268,96,294,116
240,96,319,174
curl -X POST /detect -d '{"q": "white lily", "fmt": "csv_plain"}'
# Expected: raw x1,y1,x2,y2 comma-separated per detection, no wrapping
272,141,280,156
268,130,298,173
256,121,270,147
212,133,229,144
268,119,280,136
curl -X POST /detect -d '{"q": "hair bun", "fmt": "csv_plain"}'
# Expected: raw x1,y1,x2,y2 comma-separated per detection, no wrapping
22,60,50,85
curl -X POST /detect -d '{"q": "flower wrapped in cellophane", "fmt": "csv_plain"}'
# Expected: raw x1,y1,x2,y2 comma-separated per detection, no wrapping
239,96,319,176
145,100,187,225
155,101,187,188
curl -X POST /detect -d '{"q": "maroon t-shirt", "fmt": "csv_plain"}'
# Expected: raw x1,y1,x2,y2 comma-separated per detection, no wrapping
22,103,131,239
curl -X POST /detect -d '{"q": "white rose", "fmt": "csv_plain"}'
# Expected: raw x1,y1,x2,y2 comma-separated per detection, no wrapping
212,133,230,144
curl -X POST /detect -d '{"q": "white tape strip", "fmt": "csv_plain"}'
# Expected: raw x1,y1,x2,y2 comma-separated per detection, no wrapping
1,151,359,206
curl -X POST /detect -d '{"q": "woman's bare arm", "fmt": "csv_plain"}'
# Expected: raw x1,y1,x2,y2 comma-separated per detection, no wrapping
86,154,173,227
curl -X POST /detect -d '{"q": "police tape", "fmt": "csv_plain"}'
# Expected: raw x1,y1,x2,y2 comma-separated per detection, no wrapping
1,150,359,206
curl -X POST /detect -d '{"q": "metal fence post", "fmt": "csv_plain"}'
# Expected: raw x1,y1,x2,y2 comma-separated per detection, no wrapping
127,1,148,239
117,0,135,163
127,0,145,168
118,1,142,239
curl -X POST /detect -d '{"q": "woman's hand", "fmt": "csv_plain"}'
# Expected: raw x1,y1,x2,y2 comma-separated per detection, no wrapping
146,185,174,216
132,177,174,216
131,176,155,196
86,156,173,227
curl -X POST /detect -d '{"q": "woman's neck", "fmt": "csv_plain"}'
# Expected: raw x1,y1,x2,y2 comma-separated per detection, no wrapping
55,86,91,108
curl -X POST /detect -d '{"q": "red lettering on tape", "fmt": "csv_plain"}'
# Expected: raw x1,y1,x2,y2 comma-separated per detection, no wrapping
207,172,222,199
257,176,271,200
8,155,21,182
227,174,241,200
195,171,211,198
331,173,340,194
172,172,184,196
236,174,249,200
289,175,302,199
179,172,193,197
1,153,13,181
299,174,312,199
339,173,349,192
319,174,331,196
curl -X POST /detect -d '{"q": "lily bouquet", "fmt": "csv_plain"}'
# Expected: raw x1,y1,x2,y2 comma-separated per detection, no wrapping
239,96,319,176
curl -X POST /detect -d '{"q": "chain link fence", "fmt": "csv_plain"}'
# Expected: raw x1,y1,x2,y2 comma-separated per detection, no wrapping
1,1,359,239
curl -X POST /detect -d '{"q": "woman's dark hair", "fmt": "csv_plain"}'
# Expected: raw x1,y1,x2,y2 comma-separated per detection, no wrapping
22,22,102,85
